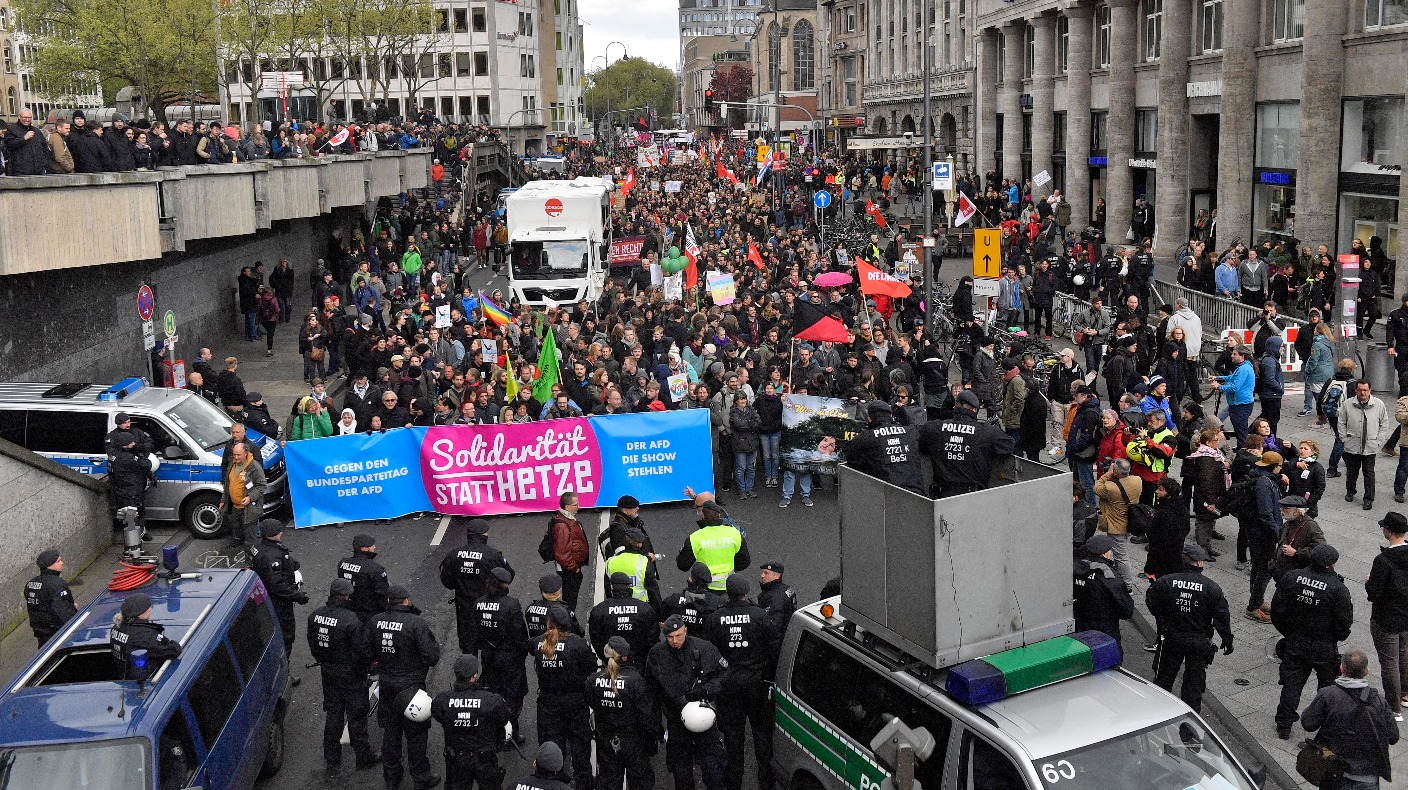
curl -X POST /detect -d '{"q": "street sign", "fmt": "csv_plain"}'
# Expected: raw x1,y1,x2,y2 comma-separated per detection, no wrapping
136,285,154,321
932,161,953,191
813,190,832,209
163,310,177,337
972,228,1001,279
971,278,1001,297
142,320,156,351
163,335,179,347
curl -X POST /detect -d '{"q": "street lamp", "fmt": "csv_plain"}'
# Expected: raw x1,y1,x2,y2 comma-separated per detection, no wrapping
505,108,540,156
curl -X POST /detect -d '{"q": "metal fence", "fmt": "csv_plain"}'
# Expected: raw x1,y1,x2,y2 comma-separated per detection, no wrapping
1151,279,1306,336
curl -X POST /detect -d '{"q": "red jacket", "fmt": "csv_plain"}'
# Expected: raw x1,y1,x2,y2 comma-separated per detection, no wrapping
550,513,590,572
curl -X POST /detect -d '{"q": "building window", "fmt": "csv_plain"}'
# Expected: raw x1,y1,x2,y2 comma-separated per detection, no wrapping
792,19,815,90
438,54,451,78
437,10,448,32
843,57,857,105
459,96,473,118
557,67,563,85
456,53,470,77
1341,97,1404,172
1090,111,1107,151
996,31,1005,83
474,52,489,76
1053,111,1067,152
1057,16,1069,73
1135,108,1158,154
1144,0,1162,60
453,9,467,31
1273,0,1305,41
1096,5,1112,67
767,22,780,91
844,6,856,31
556,32,563,50
478,95,491,120
5,87,13,117
2,43,9,74
1366,0,1408,27
1022,23,1034,78
1256,102,1300,169
1201,0,1223,51
472,8,486,31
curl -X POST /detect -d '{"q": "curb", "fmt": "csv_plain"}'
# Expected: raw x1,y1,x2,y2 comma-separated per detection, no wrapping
1130,608,1301,790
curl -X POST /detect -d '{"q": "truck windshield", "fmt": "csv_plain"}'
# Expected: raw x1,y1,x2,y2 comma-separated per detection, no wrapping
0,738,150,790
164,394,234,451
511,240,589,279
1033,715,1254,790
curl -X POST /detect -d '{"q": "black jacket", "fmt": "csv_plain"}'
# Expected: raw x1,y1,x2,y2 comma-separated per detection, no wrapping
843,420,924,494
370,603,441,682
1367,545,1408,632
109,618,182,677
758,579,797,636
1143,500,1190,578
588,592,658,660
25,568,77,642
1271,567,1353,650
439,534,510,605
1072,557,1134,637
105,127,136,171
645,635,727,716
338,549,390,619
704,598,780,687
69,126,108,173
306,597,370,670
4,122,48,175
1146,567,1233,646
1302,681,1400,780
587,664,660,741
432,680,511,754
531,632,596,697
248,538,305,605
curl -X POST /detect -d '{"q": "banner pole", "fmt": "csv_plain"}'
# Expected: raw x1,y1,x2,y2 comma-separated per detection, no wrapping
787,337,796,393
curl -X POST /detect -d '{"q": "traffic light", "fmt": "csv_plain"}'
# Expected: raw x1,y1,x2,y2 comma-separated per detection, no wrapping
704,89,714,112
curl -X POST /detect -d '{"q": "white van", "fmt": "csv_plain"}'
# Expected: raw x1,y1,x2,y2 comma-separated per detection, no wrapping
0,377,287,537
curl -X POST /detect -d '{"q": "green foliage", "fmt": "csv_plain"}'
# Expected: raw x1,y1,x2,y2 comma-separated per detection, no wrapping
583,56,676,123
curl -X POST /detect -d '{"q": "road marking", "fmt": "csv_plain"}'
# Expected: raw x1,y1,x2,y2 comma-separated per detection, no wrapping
432,514,451,546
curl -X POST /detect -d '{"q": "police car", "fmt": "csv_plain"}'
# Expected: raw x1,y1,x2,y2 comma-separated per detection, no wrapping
0,378,288,537
0,568,290,790
773,599,1264,790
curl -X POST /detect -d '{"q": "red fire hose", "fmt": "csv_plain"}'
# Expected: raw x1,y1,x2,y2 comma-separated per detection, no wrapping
109,560,157,591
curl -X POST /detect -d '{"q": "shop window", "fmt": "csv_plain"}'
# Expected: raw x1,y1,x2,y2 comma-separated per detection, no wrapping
1341,97,1404,173
1273,0,1304,41
1366,0,1408,28
1340,194,1400,270
1255,103,1300,170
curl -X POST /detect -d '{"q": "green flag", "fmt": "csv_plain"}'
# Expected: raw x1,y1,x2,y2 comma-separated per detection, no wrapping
533,324,560,404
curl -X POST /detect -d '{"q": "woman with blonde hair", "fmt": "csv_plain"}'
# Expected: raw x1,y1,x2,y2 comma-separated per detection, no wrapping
530,605,596,790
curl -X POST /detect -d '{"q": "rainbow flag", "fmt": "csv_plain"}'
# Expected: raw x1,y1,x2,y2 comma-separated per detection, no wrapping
479,291,512,326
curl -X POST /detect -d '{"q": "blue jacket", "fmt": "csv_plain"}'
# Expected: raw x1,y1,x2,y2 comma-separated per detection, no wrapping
1216,359,1256,405
1214,263,1240,298
1249,466,1284,538
1138,394,1175,428
1258,336,1285,398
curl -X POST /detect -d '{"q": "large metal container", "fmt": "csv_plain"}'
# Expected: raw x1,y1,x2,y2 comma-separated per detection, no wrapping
1365,342,1397,393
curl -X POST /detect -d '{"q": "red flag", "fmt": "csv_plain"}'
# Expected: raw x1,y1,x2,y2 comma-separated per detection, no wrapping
792,300,850,343
747,239,765,270
683,223,701,291
621,169,637,197
864,200,888,228
855,258,913,298
953,191,978,227
716,161,740,185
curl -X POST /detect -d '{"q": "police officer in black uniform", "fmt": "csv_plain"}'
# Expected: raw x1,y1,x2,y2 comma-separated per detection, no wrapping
475,566,529,744
525,572,582,640
108,431,155,529
373,585,442,790
757,562,796,638
248,519,309,656
109,593,181,677
106,412,153,456
1096,246,1123,303
589,636,661,790
307,578,380,769
918,390,1016,497
531,605,597,790
1071,533,1135,649
646,615,729,790
510,743,572,790
440,518,511,653
843,401,925,494
661,563,725,633
1129,241,1156,304
431,654,511,790
25,548,76,648
1270,543,1354,739
339,534,390,624
1146,545,1234,713
705,576,780,790
589,572,659,661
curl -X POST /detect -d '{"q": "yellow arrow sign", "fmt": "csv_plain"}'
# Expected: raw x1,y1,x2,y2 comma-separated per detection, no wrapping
972,228,1001,279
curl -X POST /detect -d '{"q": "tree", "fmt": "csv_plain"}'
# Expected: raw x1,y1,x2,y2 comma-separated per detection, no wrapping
583,57,676,125
709,64,753,129
18,0,217,123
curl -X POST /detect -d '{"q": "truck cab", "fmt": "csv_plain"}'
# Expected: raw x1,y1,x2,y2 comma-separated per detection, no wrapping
506,178,612,306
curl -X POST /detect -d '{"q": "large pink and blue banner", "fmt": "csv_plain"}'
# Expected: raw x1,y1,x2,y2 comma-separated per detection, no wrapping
284,410,713,527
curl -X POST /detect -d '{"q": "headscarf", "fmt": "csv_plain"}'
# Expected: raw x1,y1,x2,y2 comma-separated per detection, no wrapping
337,408,358,435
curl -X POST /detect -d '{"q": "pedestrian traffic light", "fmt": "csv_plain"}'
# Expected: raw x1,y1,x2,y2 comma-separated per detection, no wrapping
704,89,714,112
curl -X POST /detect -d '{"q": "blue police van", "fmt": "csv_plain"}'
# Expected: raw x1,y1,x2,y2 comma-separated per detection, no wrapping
0,569,291,790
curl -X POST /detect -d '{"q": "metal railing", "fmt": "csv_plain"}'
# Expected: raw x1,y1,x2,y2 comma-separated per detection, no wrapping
1151,279,1305,336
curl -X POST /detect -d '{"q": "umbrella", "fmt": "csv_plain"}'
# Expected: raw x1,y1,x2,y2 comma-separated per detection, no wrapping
813,271,853,288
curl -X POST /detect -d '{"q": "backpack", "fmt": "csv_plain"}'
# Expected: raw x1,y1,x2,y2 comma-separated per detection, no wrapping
1221,477,1258,519
257,297,278,323
1319,379,1347,419
538,522,556,563
1112,478,1153,538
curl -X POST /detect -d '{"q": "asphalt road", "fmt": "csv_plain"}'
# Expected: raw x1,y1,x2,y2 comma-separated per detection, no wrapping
234,483,844,790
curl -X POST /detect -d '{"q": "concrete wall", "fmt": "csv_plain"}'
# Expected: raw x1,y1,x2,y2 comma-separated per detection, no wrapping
0,440,111,637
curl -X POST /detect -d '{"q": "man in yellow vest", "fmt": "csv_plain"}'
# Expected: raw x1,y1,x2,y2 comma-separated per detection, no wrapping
604,528,662,609
676,495,750,593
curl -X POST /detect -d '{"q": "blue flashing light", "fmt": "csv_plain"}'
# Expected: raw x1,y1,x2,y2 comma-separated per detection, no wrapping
98,377,147,402
1069,630,1122,672
946,659,1007,706
161,544,180,573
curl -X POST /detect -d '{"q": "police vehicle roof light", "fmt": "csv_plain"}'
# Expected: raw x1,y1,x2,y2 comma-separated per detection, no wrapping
98,377,147,402
161,544,180,574
128,648,151,684
944,632,1121,706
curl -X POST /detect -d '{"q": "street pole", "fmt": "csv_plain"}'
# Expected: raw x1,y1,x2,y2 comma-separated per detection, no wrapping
921,0,934,345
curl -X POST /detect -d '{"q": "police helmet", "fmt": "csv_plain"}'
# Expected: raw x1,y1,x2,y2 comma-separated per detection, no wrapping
681,700,717,733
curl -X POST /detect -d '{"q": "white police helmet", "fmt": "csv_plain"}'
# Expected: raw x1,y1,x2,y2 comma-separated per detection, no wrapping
681,701,717,733
1072,274,1086,286
404,689,433,722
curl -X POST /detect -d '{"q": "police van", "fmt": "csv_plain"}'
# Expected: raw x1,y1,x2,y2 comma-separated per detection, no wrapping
0,568,291,790
0,377,287,537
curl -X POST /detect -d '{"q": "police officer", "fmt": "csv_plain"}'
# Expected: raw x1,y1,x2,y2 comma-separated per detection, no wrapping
1130,241,1156,304
106,412,153,456
307,578,380,769
531,605,597,790
605,527,663,609
1071,533,1135,649
705,576,779,790
603,495,658,560
475,566,529,744
842,401,925,494
1146,545,1234,713
510,743,572,790
662,563,725,633
372,585,442,790
525,572,582,640
108,430,154,529
589,636,661,790
589,572,659,661
1096,246,1123,302
25,548,76,648
339,534,390,624
248,519,309,656
757,562,796,637
917,390,1016,497
431,654,511,790
676,497,750,592
646,615,729,790
109,593,181,677
440,518,511,653
1270,543,1354,740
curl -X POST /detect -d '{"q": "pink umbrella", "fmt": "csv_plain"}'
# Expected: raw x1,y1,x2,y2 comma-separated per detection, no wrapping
813,271,853,288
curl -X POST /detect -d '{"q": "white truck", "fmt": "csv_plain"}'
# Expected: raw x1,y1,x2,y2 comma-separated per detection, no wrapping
505,178,612,307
